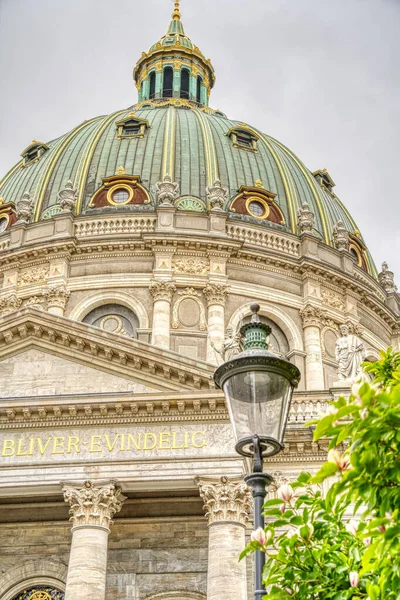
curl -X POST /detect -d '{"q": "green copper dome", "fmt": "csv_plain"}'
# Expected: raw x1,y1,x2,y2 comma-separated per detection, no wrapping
0,2,376,276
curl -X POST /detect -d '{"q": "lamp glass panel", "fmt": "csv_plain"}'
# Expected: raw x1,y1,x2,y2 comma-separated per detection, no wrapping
223,370,292,445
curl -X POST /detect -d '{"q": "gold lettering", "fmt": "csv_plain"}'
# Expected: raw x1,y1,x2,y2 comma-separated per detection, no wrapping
36,437,52,455
66,436,80,454
2,439,15,456
89,435,102,452
119,434,126,451
171,432,185,449
159,432,171,450
126,433,142,451
192,431,207,449
184,432,189,449
104,434,121,452
52,437,65,455
143,433,157,450
16,438,32,456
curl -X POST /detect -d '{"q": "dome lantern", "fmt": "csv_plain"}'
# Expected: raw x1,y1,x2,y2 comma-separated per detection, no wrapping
133,0,215,106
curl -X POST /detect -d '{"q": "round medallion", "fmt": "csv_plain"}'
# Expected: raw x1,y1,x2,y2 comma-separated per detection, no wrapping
100,314,125,334
112,189,130,204
324,329,338,360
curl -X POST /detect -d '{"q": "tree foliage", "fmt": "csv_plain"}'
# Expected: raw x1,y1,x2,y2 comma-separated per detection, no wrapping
241,347,400,599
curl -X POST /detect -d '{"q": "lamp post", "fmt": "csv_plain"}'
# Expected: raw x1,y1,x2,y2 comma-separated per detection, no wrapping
214,304,300,600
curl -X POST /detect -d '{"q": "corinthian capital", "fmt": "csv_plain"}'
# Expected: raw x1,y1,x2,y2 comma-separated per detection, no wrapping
203,284,229,307
62,480,126,531
43,284,70,309
196,475,251,526
0,293,22,316
149,280,176,302
300,304,327,328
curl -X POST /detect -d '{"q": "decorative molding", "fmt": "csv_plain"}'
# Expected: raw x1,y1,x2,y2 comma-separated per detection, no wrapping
172,288,207,331
43,285,70,310
149,280,176,303
62,480,126,530
196,475,251,526
297,203,315,233
203,284,229,307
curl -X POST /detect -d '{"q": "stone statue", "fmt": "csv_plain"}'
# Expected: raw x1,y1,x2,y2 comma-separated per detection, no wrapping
16,192,34,224
297,202,315,233
335,323,366,382
332,221,349,251
378,262,398,293
57,180,78,212
211,326,243,362
206,179,228,211
154,174,179,206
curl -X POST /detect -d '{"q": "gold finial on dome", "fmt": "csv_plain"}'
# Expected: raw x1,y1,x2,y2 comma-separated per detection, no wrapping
354,228,361,237
0,197,5,205
172,0,181,20
255,179,264,188
116,166,126,175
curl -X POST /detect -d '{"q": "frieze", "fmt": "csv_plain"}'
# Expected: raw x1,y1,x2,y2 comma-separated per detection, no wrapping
18,265,49,287
173,258,209,275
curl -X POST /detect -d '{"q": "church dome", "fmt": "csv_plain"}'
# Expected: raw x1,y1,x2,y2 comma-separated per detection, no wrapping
0,1,375,275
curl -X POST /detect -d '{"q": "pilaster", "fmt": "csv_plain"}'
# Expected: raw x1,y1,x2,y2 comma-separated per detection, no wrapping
299,304,326,390
43,284,70,316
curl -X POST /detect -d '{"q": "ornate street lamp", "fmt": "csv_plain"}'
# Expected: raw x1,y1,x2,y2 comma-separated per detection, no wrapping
214,304,301,600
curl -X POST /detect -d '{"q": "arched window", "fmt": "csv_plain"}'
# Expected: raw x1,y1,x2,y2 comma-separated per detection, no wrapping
163,67,173,98
149,71,156,99
180,69,190,99
83,303,139,338
196,76,202,103
10,586,64,600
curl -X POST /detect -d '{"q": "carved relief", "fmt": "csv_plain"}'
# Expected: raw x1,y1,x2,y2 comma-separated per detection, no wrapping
203,284,229,307
172,288,206,330
62,480,126,530
297,202,315,233
24,295,47,310
18,265,49,287
57,180,78,212
154,174,179,206
206,179,229,211
332,221,349,251
174,258,209,275
321,288,345,311
378,262,397,293
196,475,251,526
299,304,327,328
16,192,34,224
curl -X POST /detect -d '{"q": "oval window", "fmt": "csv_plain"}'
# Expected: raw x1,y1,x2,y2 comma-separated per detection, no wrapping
248,200,266,218
112,189,130,204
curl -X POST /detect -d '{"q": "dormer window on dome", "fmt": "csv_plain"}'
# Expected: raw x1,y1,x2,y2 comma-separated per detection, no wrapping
89,167,151,209
313,169,336,193
230,181,285,225
349,231,368,271
21,140,49,166
116,113,150,139
227,126,258,152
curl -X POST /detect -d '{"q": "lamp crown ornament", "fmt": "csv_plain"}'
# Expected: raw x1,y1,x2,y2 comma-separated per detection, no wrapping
240,303,271,351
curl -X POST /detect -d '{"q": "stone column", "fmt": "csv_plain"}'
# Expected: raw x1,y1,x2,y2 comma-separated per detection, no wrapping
63,480,126,600
203,284,228,364
300,304,325,390
149,280,176,349
43,284,70,316
197,476,251,600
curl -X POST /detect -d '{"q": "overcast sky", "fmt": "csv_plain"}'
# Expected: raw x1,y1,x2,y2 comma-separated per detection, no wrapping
0,0,399,280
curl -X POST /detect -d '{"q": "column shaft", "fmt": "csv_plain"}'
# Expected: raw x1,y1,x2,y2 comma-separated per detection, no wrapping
304,324,324,390
65,527,109,600
206,302,225,364
152,298,171,348
207,522,247,600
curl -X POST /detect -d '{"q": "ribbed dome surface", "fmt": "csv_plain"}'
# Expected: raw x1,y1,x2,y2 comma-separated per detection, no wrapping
0,100,374,271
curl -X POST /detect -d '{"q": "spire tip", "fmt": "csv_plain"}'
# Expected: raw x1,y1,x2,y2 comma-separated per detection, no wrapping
172,0,181,20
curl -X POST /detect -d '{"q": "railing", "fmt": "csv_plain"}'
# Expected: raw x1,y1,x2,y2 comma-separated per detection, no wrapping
288,396,329,424
226,223,300,256
74,216,157,237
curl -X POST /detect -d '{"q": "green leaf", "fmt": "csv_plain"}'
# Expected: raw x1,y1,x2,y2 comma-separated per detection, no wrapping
311,461,339,483
313,413,337,440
